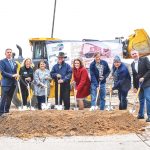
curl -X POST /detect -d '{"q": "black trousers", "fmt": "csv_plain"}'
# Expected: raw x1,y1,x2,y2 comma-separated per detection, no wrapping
55,81,70,110
20,83,28,106
0,85,16,113
37,95,45,110
118,90,128,110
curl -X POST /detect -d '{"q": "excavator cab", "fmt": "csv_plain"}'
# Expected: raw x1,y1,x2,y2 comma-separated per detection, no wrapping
29,38,61,69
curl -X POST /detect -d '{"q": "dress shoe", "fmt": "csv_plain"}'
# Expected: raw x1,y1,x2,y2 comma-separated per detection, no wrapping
137,116,144,119
146,117,150,122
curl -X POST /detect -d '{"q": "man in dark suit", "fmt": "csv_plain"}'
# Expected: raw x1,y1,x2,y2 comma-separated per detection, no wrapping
0,48,18,116
131,50,150,122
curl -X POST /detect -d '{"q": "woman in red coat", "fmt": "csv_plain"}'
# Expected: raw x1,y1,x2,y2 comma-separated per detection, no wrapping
73,58,90,110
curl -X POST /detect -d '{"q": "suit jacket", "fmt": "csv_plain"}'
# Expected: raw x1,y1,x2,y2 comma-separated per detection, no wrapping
0,58,17,87
131,57,150,89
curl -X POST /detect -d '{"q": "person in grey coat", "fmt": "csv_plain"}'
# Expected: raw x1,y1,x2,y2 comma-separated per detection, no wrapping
34,60,51,109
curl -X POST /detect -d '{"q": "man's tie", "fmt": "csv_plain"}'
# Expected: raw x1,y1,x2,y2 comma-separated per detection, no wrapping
9,60,14,70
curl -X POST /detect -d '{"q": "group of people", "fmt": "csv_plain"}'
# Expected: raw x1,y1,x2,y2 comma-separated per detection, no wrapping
0,48,150,122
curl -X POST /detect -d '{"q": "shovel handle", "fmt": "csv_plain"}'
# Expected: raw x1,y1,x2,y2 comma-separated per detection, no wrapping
17,80,23,108
135,82,143,99
58,83,60,106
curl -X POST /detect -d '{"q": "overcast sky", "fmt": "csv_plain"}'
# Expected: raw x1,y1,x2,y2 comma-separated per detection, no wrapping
0,0,149,58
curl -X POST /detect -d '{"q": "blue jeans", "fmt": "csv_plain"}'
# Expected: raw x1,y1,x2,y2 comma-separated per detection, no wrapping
0,85,16,113
91,83,106,110
138,86,150,118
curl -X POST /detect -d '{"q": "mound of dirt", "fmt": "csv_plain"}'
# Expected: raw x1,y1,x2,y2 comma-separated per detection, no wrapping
0,110,146,139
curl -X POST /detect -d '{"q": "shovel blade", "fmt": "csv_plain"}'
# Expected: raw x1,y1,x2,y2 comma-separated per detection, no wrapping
89,106,99,111
30,107,36,111
41,103,51,110
129,108,136,114
74,107,79,111
105,103,114,111
55,105,63,110
18,107,23,111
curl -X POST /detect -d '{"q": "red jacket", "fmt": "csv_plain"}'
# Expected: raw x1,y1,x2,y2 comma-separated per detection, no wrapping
73,67,90,98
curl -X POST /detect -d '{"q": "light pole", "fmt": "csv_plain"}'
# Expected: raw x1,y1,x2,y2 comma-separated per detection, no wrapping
51,0,57,38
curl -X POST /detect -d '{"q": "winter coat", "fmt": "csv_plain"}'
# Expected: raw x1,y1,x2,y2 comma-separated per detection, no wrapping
112,63,131,93
90,60,110,87
34,69,51,96
73,67,90,98
50,61,72,83
19,66,33,87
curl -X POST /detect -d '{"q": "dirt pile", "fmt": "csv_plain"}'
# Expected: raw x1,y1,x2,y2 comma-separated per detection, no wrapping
0,110,146,139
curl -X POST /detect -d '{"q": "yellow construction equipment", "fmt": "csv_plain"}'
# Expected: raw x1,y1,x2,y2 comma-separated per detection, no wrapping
123,29,150,58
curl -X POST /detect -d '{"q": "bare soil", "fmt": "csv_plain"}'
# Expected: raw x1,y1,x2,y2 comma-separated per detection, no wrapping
0,110,146,139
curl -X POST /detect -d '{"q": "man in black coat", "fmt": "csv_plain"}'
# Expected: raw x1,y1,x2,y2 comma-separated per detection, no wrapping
131,50,150,122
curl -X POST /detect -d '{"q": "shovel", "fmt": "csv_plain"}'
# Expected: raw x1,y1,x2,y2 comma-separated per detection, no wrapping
73,83,78,110
106,85,114,111
55,83,63,110
89,82,101,111
26,82,35,111
17,80,24,111
41,84,51,110
129,83,142,114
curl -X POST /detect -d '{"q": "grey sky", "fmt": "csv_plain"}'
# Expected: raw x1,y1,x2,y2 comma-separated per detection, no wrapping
0,0,149,58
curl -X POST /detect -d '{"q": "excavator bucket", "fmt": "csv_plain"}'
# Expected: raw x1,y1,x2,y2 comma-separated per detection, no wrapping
127,29,150,57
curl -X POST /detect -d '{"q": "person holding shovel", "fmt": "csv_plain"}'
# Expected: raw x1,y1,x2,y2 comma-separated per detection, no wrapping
90,52,110,110
131,50,150,122
19,58,34,110
34,60,51,110
111,55,131,110
0,48,19,116
50,52,72,110
72,58,90,110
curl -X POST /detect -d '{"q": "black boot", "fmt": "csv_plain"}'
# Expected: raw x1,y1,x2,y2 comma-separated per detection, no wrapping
137,116,144,119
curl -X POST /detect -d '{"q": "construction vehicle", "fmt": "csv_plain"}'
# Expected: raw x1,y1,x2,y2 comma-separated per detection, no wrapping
122,29,150,58
0,29,150,108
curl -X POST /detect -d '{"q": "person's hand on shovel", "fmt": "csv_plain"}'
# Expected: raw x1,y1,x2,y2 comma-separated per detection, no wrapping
13,74,19,80
58,79,64,84
97,86,100,91
56,74,61,79
40,83,47,88
139,77,144,83
25,77,31,82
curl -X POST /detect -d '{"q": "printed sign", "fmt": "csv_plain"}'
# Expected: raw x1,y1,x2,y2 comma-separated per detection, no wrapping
46,41,123,71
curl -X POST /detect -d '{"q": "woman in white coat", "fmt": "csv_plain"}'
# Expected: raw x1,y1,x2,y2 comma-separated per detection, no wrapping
34,60,51,109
